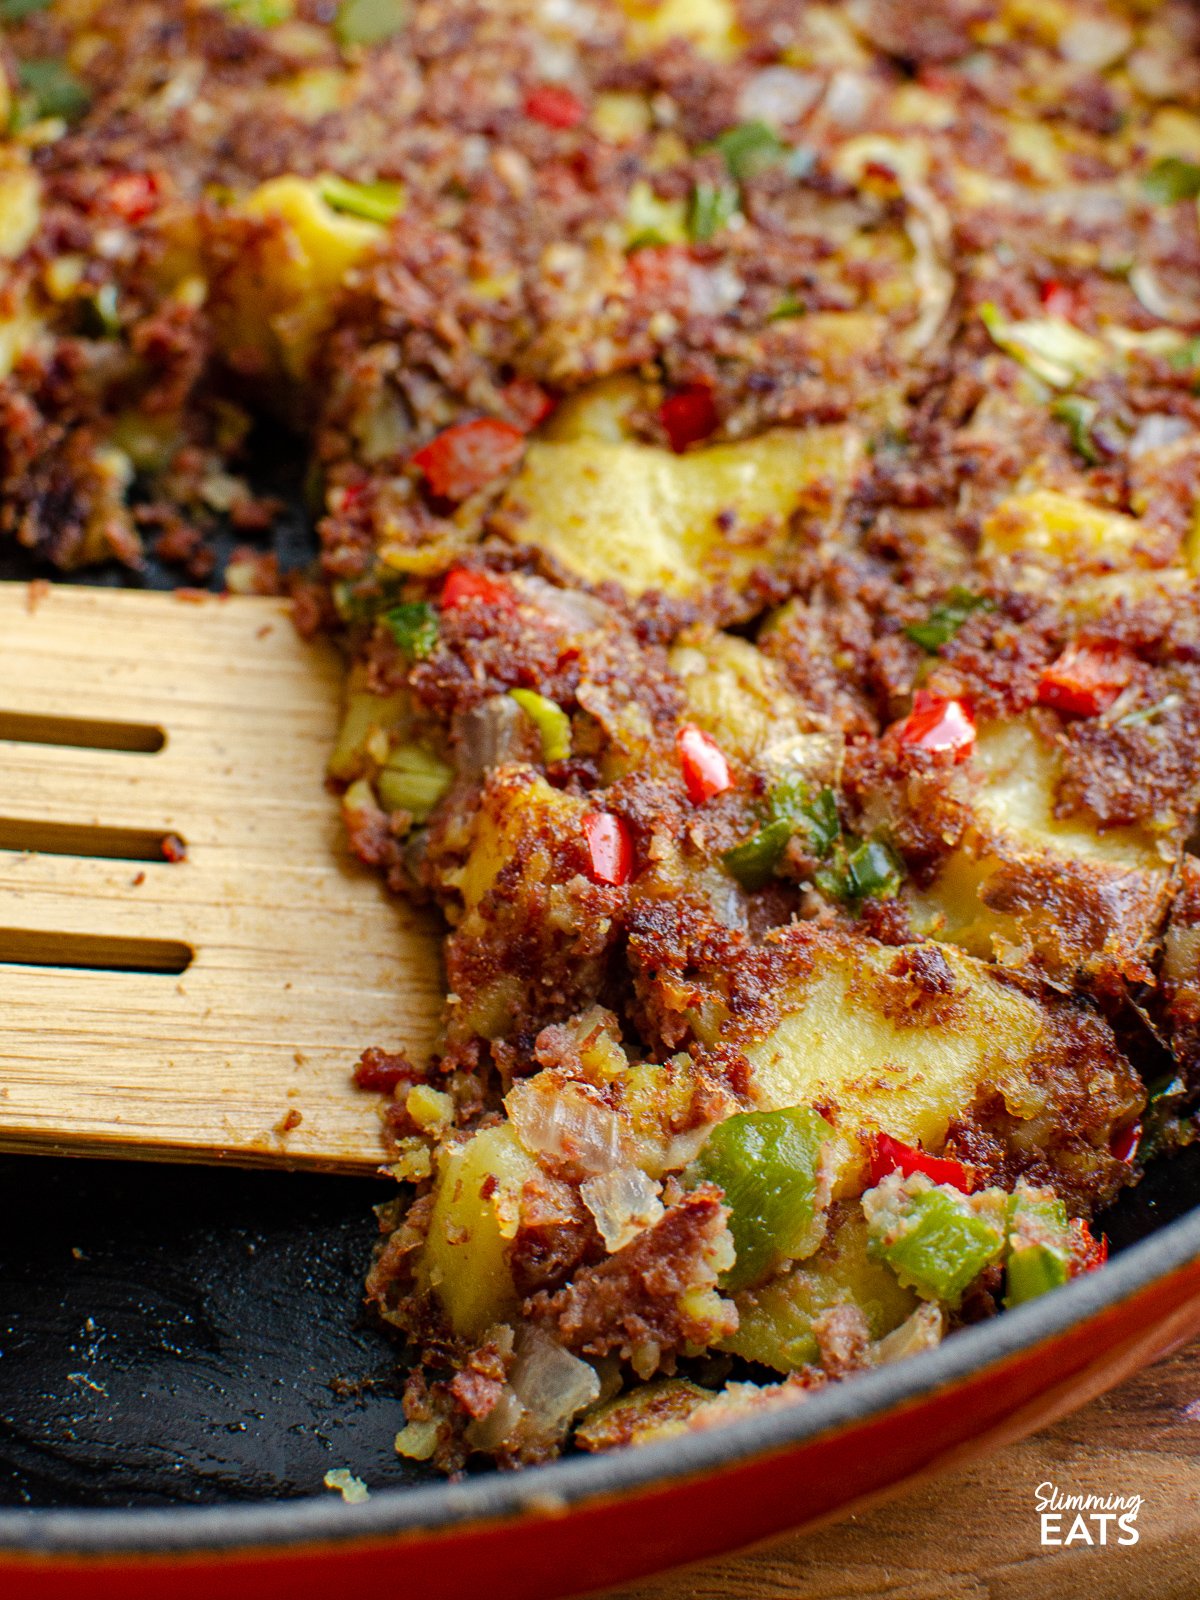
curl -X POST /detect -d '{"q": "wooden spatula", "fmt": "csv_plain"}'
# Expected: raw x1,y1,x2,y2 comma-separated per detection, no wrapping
0,581,442,1174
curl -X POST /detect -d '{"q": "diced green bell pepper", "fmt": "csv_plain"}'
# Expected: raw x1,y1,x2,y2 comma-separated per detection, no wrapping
1004,1187,1070,1308
844,838,903,899
722,781,840,891
866,1178,1004,1307
376,743,453,820
1049,396,1100,466
689,180,739,243
509,689,572,763
334,0,405,47
708,121,785,181
16,59,90,123
722,816,792,891
318,173,405,224
686,1107,829,1291
904,587,994,653
1005,1241,1069,1306
1144,157,1200,205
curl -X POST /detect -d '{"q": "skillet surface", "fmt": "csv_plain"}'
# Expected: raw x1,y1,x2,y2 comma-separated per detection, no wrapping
2,448,1199,1509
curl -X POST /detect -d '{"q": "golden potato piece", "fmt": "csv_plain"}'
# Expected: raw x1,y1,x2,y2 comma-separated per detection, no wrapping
907,715,1175,986
980,489,1167,572
496,427,863,598
217,176,384,381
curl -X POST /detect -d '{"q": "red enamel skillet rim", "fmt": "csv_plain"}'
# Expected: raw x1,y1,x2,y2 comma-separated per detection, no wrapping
3,1198,1199,1560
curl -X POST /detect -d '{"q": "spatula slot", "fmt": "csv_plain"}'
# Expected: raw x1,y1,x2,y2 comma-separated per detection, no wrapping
0,710,165,753
0,928,193,974
0,818,183,863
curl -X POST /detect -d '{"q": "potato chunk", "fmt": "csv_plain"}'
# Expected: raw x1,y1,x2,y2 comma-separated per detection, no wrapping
670,629,827,765
216,177,384,380
440,765,615,1044
693,926,1142,1210
907,714,1175,987
496,427,863,598
417,1123,541,1338
722,1211,917,1373
980,490,1167,572
617,0,742,61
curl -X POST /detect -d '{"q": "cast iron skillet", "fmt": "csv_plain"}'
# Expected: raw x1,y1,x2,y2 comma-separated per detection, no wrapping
2,470,1200,1595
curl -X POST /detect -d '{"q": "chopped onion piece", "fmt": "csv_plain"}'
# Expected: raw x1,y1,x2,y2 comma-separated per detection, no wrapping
580,1166,664,1251
516,573,609,634
1059,15,1131,70
394,1418,440,1460
464,1387,525,1454
823,71,871,127
736,66,822,128
834,136,953,354
1129,263,1200,328
874,1302,945,1364
506,1074,627,1174
509,1329,601,1435
453,693,535,781
685,261,745,318
1129,413,1193,458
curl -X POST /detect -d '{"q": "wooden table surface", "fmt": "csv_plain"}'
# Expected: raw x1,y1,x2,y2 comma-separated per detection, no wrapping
607,1340,1200,1600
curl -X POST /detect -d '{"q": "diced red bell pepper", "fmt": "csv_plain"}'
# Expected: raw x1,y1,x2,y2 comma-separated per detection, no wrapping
676,723,732,804
501,375,555,430
107,171,160,223
440,566,515,611
1040,279,1078,319
1069,1216,1108,1276
868,1132,973,1193
896,691,976,762
338,480,368,512
410,418,526,502
1109,1121,1141,1163
524,84,585,129
582,811,633,886
659,384,718,453
626,244,688,295
1037,641,1133,717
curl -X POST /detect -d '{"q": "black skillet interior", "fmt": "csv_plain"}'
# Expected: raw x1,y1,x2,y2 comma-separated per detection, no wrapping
3,440,1200,1509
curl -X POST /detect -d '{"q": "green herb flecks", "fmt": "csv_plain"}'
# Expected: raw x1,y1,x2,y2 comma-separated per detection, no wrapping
1050,394,1101,465
384,601,438,659
709,120,785,182
689,179,739,243
904,587,994,654
15,58,90,124
723,780,840,891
